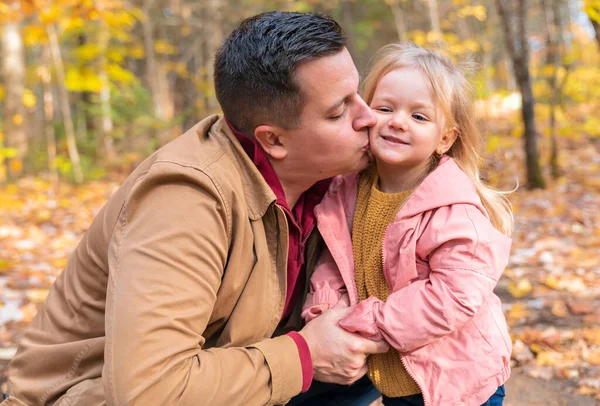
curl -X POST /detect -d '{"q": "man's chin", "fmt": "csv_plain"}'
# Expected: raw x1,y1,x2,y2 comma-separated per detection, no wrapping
353,154,371,172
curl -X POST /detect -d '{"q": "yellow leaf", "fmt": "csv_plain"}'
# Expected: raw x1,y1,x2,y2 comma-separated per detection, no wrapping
0,259,12,273
506,303,529,320
107,49,125,63
40,5,61,24
52,257,68,269
22,89,36,108
507,278,532,298
36,209,52,223
154,40,177,55
63,16,85,31
529,343,543,354
75,43,101,61
577,386,597,396
585,352,600,365
9,159,23,174
107,64,135,85
545,275,560,290
13,114,23,125
26,289,50,304
23,25,47,46
537,351,561,366
0,85,4,101
129,45,145,59
65,68,103,93
551,301,568,317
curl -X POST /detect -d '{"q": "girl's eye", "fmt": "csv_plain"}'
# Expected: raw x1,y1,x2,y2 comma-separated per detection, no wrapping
413,114,427,121
374,107,392,113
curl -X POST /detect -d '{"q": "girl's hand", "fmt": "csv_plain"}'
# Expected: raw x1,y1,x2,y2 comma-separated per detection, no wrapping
299,301,389,385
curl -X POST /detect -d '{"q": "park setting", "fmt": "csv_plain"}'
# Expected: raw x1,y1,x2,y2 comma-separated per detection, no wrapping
0,0,600,404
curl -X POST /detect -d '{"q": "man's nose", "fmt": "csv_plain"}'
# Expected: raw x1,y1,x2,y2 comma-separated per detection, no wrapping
354,96,376,131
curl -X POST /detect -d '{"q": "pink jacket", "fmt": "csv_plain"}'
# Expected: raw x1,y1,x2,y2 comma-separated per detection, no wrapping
303,157,512,406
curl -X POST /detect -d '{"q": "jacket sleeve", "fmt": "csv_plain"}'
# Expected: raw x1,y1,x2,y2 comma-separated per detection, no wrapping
301,246,350,323
104,165,302,406
339,204,511,353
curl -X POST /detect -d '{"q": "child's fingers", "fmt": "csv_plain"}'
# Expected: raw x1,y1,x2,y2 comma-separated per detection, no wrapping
333,300,350,309
361,337,390,355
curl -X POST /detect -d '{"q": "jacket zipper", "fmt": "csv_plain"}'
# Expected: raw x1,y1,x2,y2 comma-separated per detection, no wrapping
297,223,315,263
382,229,429,406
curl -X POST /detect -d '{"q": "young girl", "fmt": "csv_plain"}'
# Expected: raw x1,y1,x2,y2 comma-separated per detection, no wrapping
302,44,513,405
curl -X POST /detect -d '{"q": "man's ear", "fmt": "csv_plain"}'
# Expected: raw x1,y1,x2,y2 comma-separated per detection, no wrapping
254,125,288,160
436,127,459,155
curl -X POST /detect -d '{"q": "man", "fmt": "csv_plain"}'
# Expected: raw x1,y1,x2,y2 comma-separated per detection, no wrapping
3,12,387,406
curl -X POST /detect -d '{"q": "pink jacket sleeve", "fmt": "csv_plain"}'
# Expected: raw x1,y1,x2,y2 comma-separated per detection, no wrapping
339,204,511,352
302,247,350,322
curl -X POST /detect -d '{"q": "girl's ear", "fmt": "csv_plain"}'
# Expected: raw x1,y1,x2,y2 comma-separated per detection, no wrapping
436,127,459,155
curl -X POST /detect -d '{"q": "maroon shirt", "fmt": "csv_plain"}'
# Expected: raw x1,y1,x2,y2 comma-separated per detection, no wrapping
227,122,331,318
227,121,331,392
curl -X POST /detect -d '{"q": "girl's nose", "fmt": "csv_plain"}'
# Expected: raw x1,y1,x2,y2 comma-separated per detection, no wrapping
389,112,408,131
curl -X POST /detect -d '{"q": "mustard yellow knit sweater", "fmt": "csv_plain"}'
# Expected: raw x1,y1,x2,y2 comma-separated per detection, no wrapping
352,167,420,397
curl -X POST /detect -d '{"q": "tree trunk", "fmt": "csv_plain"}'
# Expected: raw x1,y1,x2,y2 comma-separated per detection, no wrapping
40,47,58,185
1,21,27,180
543,0,561,178
97,8,115,163
588,13,600,53
142,0,175,146
340,0,356,55
205,0,224,115
48,25,84,183
427,0,444,47
78,34,95,137
389,0,409,44
495,0,545,189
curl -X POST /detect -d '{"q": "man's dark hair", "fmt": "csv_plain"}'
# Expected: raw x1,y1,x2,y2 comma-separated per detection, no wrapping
214,12,346,135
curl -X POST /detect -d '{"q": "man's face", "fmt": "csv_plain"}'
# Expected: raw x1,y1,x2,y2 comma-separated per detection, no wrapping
279,48,376,182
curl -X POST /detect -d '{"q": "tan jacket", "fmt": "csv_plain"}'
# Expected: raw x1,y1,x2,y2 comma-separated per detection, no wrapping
6,115,322,406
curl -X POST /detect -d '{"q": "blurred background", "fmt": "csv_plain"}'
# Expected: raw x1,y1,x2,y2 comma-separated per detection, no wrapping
0,0,599,404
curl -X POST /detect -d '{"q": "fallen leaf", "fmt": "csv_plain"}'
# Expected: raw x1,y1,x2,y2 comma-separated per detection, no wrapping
567,301,595,315
584,314,600,325
0,347,17,360
507,278,532,298
585,351,600,365
506,302,529,321
25,289,49,304
577,386,597,395
511,339,534,364
545,275,560,290
537,350,562,366
526,364,554,380
582,329,600,344
551,300,569,318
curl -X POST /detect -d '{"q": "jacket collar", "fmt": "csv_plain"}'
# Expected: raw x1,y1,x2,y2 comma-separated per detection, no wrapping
208,116,277,220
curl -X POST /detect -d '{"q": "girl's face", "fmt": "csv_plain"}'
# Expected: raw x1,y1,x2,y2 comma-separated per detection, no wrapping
368,67,454,170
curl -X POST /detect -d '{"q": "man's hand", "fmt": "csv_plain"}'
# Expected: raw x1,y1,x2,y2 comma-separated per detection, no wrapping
299,302,389,385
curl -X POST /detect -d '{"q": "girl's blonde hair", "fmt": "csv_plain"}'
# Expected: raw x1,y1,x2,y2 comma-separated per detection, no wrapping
363,43,514,236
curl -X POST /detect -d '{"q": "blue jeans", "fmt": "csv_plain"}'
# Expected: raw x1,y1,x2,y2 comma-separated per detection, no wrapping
288,378,505,406
287,376,381,406
382,385,506,405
